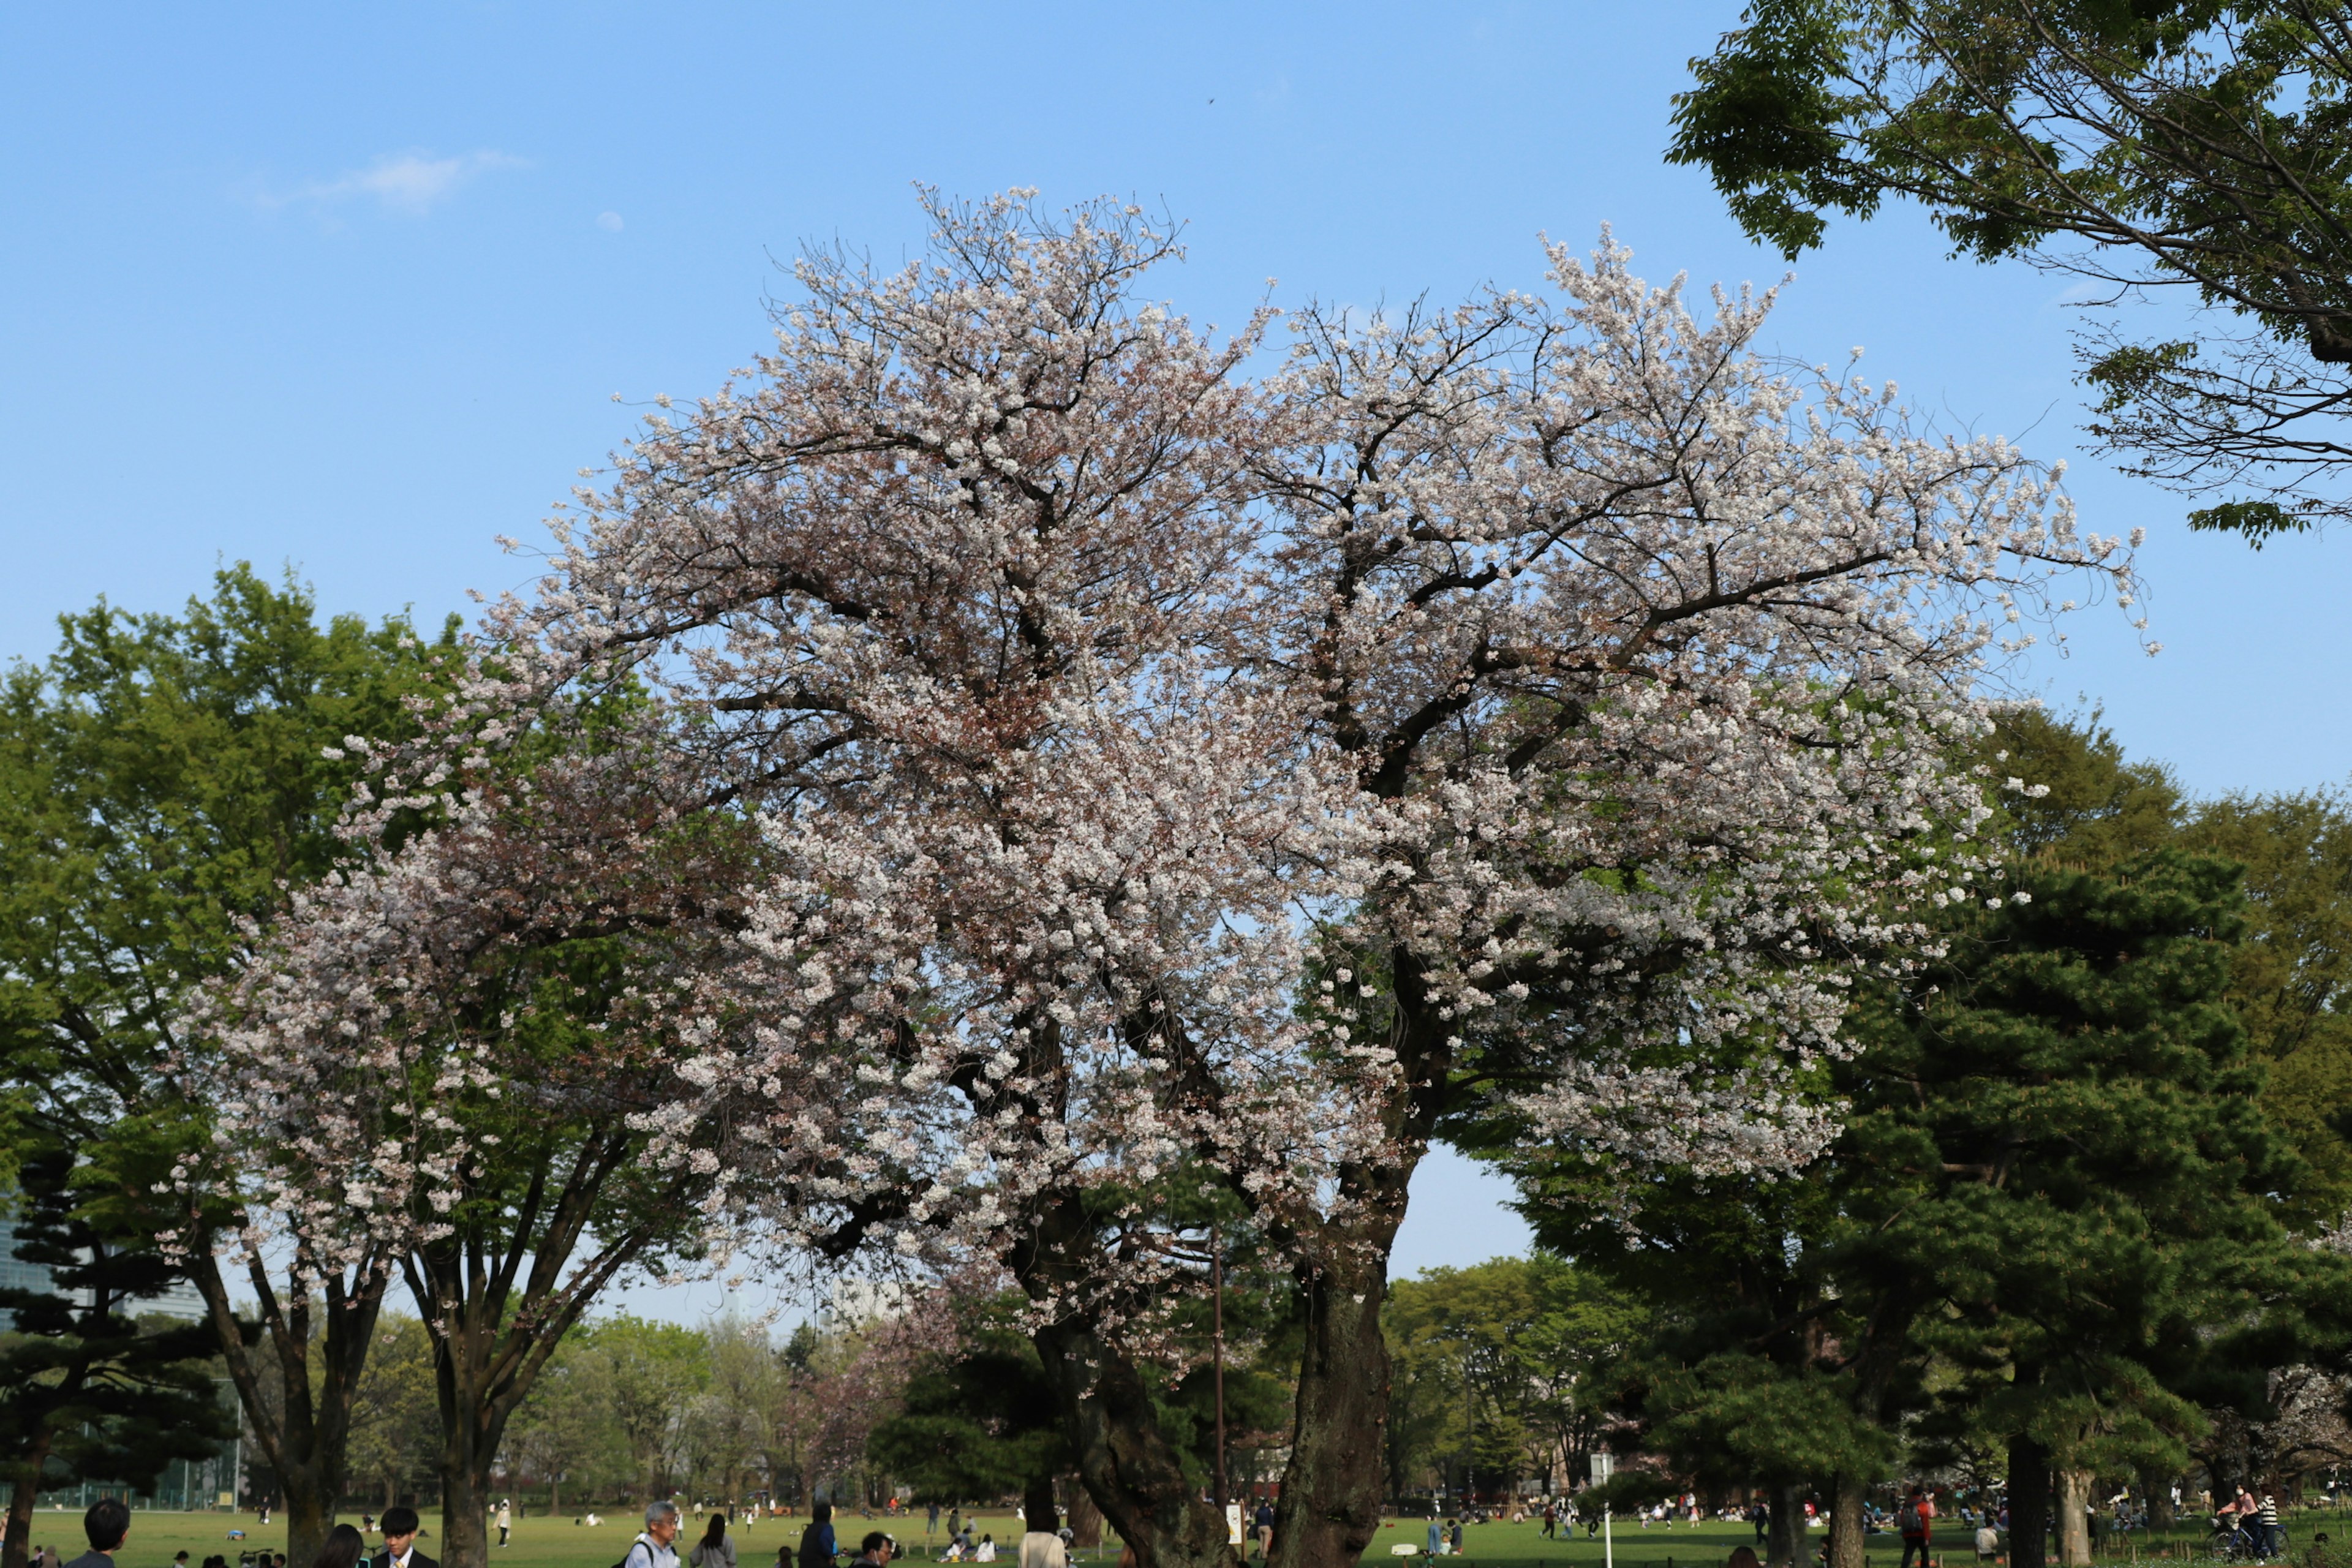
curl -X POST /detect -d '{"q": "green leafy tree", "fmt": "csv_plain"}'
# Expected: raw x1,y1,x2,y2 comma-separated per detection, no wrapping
1513,716,2351,1568
503,1324,624,1517
1383,1258,1644,1505
867,1305,1071,1508
0,565,454,1567
0,1145,233,1568
592,1315,713,1503
1514,1157,1899,1568
1670,0,2352,540
347,1314,445,1511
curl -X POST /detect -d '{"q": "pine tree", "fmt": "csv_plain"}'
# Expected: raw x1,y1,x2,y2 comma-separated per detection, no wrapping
0,1144,233,1568
1836,849,2328,1568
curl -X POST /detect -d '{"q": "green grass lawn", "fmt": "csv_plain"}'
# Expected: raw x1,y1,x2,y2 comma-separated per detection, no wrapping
70,1508,2352,1568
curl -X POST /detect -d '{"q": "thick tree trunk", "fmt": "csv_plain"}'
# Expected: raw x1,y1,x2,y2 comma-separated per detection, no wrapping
1270,1257,1392,1568
284,1482,336,1568
2057,1470,2092,1568
1033,1317,1236,1568
441,1442,492,1568
1768,1484,1807,1568
1828,1473,1866,1568
2,1435,54,1568
2009,1438,2053,1568
2140,1470,2174,1531
189,1247,389,1568
1063,1484,1104,1549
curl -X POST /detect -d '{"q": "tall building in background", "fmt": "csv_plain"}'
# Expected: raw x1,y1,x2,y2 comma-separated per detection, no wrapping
0,1215,233,1510
0,1216,206,1322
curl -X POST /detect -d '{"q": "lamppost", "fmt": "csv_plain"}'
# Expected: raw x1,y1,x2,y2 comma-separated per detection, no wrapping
1592,1451,1615,1568
1212,1220,1231,1545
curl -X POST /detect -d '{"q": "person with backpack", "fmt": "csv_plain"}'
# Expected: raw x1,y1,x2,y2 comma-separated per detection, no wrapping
1898,1487,1936,1568
796,1504,837,1568
625,1502,684,1568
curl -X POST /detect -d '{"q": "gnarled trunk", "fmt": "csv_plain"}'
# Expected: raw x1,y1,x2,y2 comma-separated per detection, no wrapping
1270,1256,1392,1568
2,1431,55,1568
1033,1317,1235,1568
1063,1483,1104,1548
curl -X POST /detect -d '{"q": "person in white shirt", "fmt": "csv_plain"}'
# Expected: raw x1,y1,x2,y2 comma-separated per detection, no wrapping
625,1503,684,1568
1019,1499,1069,1568
974,1539,997,1563
496,1504,513,1550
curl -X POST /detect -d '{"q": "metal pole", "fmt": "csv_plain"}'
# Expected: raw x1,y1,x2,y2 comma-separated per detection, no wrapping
1594,1452,1614,1568
1213,1221,1228,1517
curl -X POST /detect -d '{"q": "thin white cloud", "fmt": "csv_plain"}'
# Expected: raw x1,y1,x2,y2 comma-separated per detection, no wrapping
597,210,624,232
262,149,527,217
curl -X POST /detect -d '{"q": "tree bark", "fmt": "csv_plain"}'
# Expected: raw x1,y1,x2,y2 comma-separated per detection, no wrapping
187,1243,391,1568
1768,1484,1807,1568
2008,1438,2052,1568
1063,1484,1104,1549
2057,1469,2092,1568
2,1431,55,1568
1828,1473,1866,1568
407,1130,673,1568
2140,1469,2174,1531
1270,1255,1392,1568
1033,1317,1236,1568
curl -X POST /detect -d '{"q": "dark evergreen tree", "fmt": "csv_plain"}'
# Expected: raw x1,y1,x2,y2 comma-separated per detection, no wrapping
1833,848,2330,1568
0,1144,233,1568
1510,726,2348,1568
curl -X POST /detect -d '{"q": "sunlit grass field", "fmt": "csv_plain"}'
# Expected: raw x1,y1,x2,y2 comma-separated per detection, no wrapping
66,1507,2352,1568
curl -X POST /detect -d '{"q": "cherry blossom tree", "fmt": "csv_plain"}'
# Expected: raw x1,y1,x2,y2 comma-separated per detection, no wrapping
217,191,2141,1568
187,717,797,1568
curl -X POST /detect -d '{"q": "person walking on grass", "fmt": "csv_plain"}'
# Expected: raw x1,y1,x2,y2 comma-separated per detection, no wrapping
625,1502,684,1568
374,1508,437,1568
693,1515,739,1568
496,1503,512,1550
1898,1486,1936,1568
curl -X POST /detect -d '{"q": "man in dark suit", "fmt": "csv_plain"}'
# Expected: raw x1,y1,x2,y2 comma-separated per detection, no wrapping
375,1507,439,1568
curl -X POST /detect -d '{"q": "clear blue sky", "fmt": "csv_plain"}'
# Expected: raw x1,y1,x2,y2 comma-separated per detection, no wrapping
5,2,2338,1310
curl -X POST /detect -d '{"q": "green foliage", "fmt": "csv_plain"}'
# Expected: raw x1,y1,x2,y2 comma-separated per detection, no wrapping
1383,1256,1643,1499
0,1144,234,1521
1671,1,2352,537
0,562,455,1158
1842,848,2321,1475
867,1303,1068,1505
1499,711,2352,1518
346,1315,443,1507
